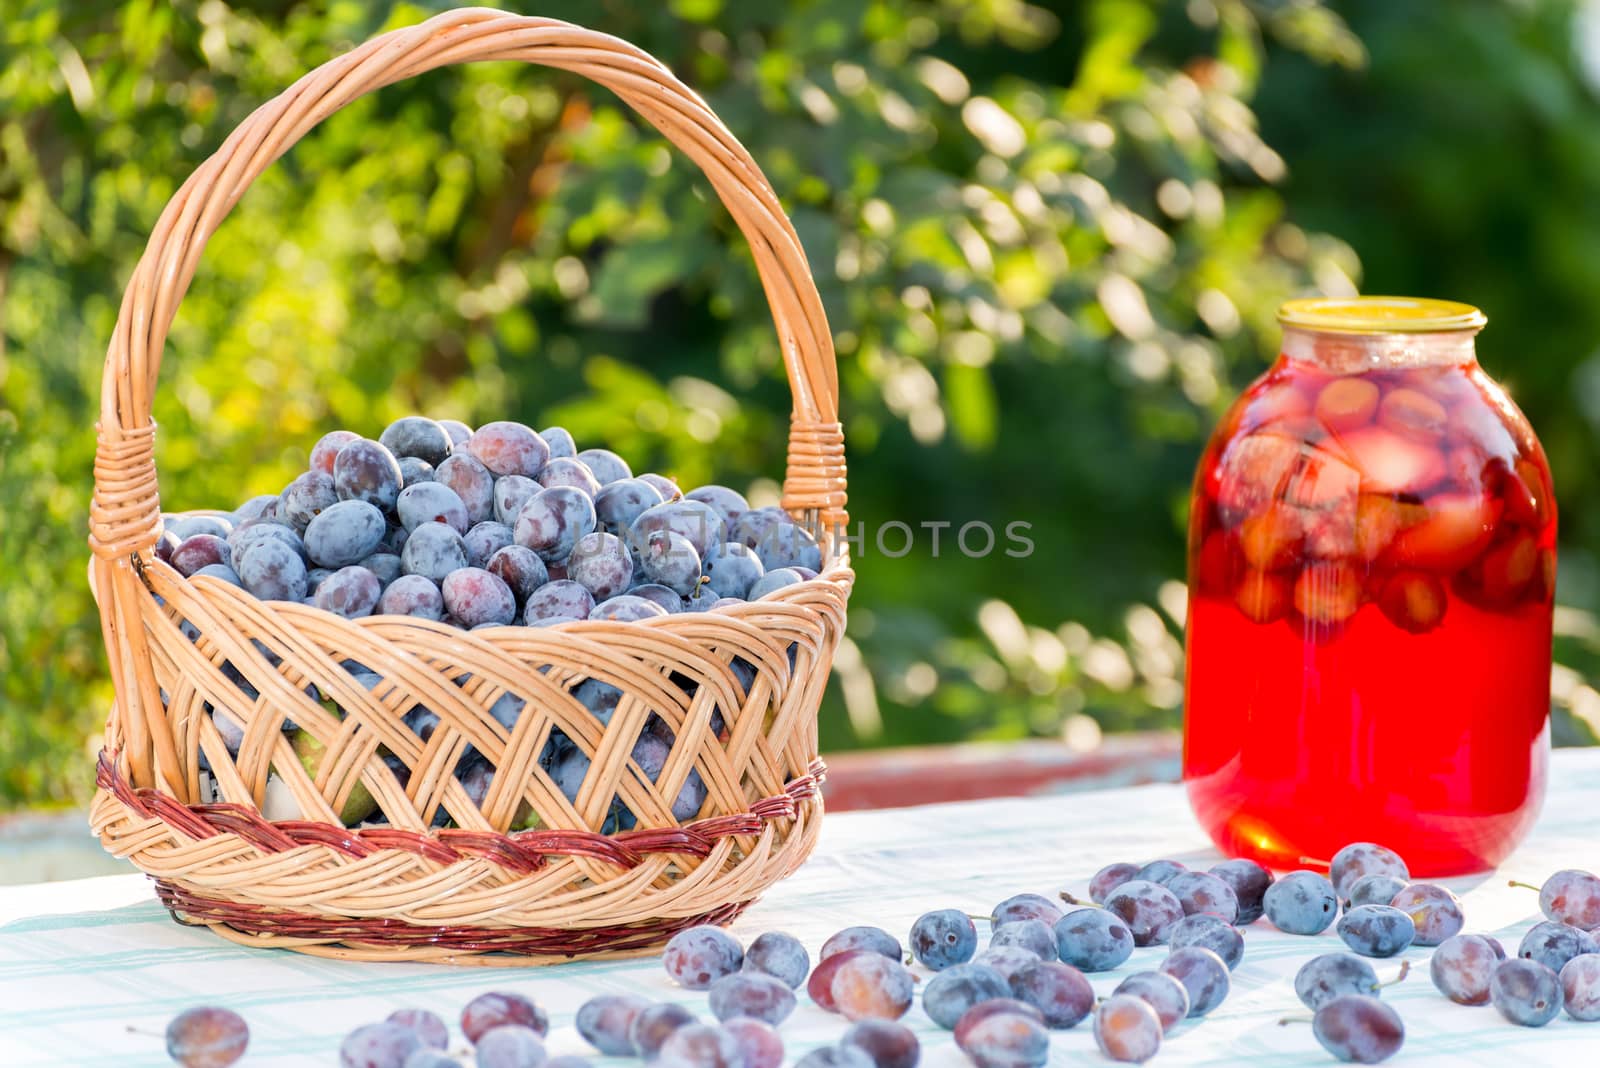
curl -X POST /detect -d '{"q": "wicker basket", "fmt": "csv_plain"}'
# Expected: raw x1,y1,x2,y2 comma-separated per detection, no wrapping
86,8,850,964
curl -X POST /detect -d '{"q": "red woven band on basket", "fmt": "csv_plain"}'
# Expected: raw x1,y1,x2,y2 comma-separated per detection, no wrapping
97,749,825,873
154,883,752,956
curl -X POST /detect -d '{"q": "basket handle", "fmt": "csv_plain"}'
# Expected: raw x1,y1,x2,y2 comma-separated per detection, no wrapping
89,7,846,570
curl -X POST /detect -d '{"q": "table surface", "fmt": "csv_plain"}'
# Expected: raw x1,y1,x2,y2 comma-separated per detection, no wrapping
4,752,1600,1067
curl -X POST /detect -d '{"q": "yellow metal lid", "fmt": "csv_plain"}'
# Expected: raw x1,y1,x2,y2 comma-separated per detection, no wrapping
1277,296,1486,334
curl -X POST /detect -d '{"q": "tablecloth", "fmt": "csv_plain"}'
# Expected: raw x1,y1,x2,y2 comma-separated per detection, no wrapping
4,750,1600,1066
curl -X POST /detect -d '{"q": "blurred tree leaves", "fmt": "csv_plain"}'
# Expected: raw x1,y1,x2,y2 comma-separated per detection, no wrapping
0,0,1580,812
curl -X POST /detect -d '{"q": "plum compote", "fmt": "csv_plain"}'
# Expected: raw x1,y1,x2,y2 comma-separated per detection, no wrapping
1184,298,1555,876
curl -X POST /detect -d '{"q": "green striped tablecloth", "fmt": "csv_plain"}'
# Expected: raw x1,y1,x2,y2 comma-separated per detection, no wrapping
4,750,1599,1066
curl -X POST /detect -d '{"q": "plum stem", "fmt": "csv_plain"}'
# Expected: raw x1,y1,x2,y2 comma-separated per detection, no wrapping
1297,855,1332,870
1377,960,1411,989
967,914,992,924
1277,1014,1314,1026
1059,891,1086,906
1508,880,1542,893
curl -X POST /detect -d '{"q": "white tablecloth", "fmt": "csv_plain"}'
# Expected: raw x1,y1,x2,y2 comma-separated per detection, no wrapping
4,751,1600,1066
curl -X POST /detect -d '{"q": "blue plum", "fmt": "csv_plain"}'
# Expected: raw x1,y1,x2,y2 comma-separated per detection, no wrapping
333,439,403,512
1104,880,1185,946
576,994,651,1056
313,566,382,619
631,500,726,559
523,579,594,624
839,1020,917,1068
338,1022,419,1068
566,532,634,600
493,475,541,527
279,471,337,531
910,909,979,971
1111,972,1189,1031
707,972,796,1025
460,993,546,1044
1310,995,1405,1062
1008,960,1094,1029
387,1009,448,1050
378,574,445,620
473,1025,545,1068
1534,869,1600,930
821,926,902,961
360,552,402,586
1168,913,1244,970
1561,953,1600,1021
1429,934,1499,1005
577,448,632,485
992,893,1065,928
441,567,516,628
311,430,361,474
747,568,804,600
1166,871,1240,924
399,522,468,582
397,457,434,486
1089,863,1142,905
1389,883,1463,946
485,545,548,605
1054,908,1134,971
703,542,765,600
435,453,495,525
1346,874,1409,911
595,478,664,536
467,422,549,478
537,457,602,497
1092,996,1161,1064
664,926,744,990
628,583,683,614
463,521,514,569
1330,843,1409,900
1264,871,1338,935
171,533,231,576
540,426,575,459
1518,920,1597,973
722,1018,783,1068
1209,858,1274,924
1295,954,1379,1010
831,954,915,1021
628,1004,695,1059
305,500,387,568
990,919,1056,962
742,931,810,990
683,485,750,528
589,595,668,622
166,1006,249,1068
921,963,1011,1029
1160,946,1230,1017
632,529,703,596
396,482,468,534
379,417,452,466
1337,906,1415,958
514,487,596,564
236,538,309,601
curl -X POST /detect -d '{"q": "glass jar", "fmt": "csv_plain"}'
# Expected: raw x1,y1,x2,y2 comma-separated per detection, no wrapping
1183,297,1555,877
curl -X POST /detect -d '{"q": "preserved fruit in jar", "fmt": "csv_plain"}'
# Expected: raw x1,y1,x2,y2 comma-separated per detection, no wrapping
1183,298,1555,876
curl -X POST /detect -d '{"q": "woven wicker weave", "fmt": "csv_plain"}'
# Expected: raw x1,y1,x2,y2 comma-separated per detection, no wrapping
86,7,850,963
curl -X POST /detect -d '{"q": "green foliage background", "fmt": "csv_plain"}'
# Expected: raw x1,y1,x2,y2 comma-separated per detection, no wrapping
3,0,1599,809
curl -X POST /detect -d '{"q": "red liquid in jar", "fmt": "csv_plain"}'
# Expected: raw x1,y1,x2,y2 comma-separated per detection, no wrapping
1183,355,1555,876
